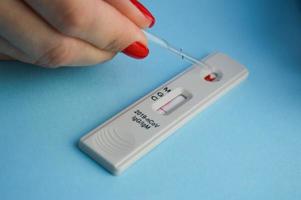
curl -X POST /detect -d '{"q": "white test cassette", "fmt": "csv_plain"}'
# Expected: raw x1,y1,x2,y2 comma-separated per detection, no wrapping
79,53,249,175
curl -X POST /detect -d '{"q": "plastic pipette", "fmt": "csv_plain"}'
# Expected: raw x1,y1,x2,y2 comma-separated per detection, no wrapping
143,30,213,74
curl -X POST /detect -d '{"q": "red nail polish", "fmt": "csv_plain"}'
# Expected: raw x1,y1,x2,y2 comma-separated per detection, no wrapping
130,0,156,28
122,42,149,59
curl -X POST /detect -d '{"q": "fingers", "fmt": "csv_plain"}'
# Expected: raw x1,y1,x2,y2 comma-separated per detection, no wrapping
104,0,155,28
0,54,13,60
0,35,114,67
24,0,149,58
0,0,155,68
0,36,31,63
0,0,115,67
36,38,116,67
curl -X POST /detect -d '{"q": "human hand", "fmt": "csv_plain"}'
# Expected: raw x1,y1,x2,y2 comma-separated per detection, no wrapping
0,0,155,68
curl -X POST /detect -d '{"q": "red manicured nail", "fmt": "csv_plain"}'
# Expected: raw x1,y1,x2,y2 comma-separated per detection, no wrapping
122,42,149,59
130,0,156,28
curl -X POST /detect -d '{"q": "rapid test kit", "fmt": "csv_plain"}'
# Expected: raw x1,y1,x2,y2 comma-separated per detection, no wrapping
78,32,249,175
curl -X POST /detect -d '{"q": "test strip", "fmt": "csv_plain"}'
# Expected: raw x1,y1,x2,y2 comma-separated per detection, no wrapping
78,53,249,175
157,95,188,115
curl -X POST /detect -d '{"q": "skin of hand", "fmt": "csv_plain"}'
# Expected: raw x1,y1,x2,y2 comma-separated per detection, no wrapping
0,0,155,68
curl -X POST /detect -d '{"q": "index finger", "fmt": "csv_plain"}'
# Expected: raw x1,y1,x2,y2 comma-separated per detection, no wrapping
104,0,155,28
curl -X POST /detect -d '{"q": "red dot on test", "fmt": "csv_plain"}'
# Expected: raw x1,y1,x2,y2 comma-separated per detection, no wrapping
204,73,217,82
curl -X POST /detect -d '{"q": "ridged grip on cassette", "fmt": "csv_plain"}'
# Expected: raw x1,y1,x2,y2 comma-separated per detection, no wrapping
94,128,136,157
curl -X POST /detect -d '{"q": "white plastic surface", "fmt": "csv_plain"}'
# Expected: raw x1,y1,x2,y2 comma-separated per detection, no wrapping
157,94,187,114
78,53,249,175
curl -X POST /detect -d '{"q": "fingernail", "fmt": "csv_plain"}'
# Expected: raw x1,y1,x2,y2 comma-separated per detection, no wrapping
130,0,156,28
122,41,149,59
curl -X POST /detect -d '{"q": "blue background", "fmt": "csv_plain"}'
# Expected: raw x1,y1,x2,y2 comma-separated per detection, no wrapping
1,0,301,199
